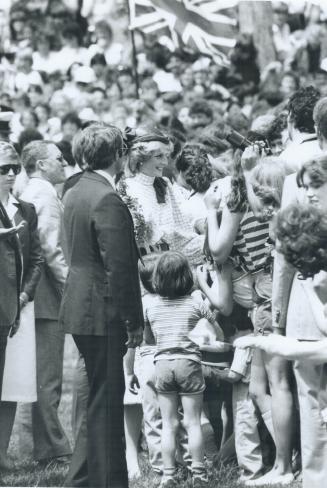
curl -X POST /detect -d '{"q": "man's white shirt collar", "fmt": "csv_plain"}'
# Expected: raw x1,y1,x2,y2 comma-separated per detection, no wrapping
94,170,116,190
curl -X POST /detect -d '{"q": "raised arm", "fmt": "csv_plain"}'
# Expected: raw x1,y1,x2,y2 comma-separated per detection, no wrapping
204,185,241,264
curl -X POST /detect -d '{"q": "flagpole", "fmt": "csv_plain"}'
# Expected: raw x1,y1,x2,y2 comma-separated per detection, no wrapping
126,0,140,99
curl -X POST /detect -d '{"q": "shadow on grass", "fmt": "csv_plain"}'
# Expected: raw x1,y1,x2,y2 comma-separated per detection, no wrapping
1,337,302,488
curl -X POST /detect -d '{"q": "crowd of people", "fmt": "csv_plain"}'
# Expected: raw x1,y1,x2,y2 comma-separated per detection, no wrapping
1,1,327,488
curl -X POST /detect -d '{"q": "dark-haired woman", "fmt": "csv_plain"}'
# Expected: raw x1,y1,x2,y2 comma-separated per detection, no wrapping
273,154,327,488
205,148,294,485
176,144,215,235
0,142,43,469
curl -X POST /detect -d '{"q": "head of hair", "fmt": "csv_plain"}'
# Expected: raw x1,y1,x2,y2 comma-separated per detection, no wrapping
153,251,194,298
316,111,327,142
297,154,327,189
90,53,107,67
287,86,320,133
313,97,327,126
275,202,327,278
21,140,57,175
18,129,43,151
227,151,248,213
175,144,213,193
189,99,213,120
61,22,82,45
56,140,75,167
138,253,160,294
72,124,123,170
95,20,113,42
251,157,288,219
28,84,43,95
127,130,170,175
0,141,19,164
61,111,82,129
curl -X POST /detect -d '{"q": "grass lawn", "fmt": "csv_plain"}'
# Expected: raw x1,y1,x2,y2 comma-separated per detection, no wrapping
0,337,302,488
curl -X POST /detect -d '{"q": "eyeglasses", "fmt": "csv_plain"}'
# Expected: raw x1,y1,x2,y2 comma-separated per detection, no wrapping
0,164,22,176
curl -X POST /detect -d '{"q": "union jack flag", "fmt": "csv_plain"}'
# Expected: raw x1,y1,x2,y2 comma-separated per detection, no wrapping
128,0,238,64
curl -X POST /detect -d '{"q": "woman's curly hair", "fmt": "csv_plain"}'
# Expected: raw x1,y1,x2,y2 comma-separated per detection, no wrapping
175,144,213,193
275,203,327,279
251,157,288,220
297,154,327,189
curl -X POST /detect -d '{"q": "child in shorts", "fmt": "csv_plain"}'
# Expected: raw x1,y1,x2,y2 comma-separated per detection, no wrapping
144,251,215,488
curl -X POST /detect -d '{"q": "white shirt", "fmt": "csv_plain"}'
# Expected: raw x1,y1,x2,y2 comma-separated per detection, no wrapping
279,133,321,173
125,172,204,265
3,193,19,221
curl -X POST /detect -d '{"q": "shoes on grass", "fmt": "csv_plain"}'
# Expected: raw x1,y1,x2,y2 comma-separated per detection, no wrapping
159,477,178,488
244,472,294,486
193,476,209,487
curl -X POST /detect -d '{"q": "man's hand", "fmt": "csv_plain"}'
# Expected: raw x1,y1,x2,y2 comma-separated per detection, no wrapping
241,145,261,172
19,292,29,310
126,326,143,348
9,319,20,338
204,184,221,210
0,221,25,240
126,373,140,395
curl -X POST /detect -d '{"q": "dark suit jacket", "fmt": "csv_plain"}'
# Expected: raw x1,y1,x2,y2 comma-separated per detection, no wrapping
59,171,144,336
0,199,44,328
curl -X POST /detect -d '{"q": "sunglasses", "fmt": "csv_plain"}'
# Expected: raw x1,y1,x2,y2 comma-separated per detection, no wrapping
0,164,22,176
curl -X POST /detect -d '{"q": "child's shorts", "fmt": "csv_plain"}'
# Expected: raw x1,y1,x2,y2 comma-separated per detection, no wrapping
155,358,205,395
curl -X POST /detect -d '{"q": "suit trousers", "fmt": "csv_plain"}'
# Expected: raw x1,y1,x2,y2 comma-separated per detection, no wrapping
293,359,327,488
69,330,128,488
32,318,71,460
0,328,9,400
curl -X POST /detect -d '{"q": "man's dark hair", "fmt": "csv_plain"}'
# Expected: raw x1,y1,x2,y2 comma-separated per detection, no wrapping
18,129,43,151
287,86,320,133
73,124,123,170
56,140,75,167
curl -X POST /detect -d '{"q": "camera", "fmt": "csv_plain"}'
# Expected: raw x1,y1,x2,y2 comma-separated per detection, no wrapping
224,127,272,155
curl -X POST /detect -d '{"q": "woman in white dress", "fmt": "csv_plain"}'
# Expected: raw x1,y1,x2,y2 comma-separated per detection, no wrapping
0,142,43,469
117,130,205,478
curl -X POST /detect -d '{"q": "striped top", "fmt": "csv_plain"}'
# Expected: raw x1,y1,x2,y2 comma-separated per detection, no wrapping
233,209,270,274
144,295,216,362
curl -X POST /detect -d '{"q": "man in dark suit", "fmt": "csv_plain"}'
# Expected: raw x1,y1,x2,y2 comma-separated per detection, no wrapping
0,201,23,399
60,124,144,488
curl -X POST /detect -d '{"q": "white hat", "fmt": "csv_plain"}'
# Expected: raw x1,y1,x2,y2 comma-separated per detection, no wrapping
74,66,96,84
